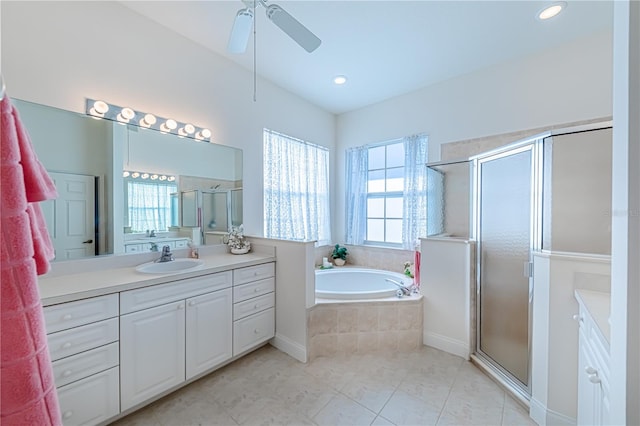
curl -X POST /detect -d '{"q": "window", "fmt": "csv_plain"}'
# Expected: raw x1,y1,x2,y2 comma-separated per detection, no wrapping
263,129,331,244
346,134,428,249
366,141,405,244
125,180,177,232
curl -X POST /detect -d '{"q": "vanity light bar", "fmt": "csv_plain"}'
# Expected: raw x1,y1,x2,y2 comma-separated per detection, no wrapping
123,170,175,181
86,99,212,142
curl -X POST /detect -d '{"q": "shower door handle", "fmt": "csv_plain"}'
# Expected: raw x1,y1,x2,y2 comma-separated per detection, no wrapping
523,261,533,278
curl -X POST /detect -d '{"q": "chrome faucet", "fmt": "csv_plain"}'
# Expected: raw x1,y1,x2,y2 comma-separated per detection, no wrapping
385,278,412,296
149,230,156,238
156,245,174,263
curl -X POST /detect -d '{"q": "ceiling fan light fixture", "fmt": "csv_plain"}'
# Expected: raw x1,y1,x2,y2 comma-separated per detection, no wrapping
265,4,321,53
537,2,566,20
227,8,254,53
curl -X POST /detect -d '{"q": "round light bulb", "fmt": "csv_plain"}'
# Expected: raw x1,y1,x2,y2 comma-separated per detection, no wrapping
201,128,212,138
150,174,158,180
140,113,157,127
165,119,177,130
121,107,135,120
184,124,195,134
93,100,109,114
159,175,167,181
131,172,140,178
123,171,130,177
141,173,149,179
167,176,176,182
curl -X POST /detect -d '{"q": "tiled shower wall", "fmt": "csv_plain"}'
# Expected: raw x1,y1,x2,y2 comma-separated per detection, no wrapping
307,298,423,360
315,245,416,274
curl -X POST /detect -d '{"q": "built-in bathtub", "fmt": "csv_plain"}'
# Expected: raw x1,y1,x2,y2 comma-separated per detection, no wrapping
315,268,414,300
309,267,423,359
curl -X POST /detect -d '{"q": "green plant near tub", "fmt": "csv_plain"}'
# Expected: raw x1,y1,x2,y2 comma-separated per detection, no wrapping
331,244,348,266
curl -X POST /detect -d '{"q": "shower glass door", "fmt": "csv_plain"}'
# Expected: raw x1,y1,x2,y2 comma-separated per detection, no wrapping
476,143,537,393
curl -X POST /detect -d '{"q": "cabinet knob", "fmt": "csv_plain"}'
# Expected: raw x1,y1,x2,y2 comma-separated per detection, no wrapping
189,301,196,307
62,342,72,349
254,328,260,334
177,304,185,310
573,314,583,322
254,304,259,309
62,370,72,377
589,374,601,384
63,411,73,419
585,366,597,375
254,288,260,293
62,314,72,321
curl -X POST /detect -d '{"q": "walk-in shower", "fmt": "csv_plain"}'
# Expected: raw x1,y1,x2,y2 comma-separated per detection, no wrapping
426,122,613,403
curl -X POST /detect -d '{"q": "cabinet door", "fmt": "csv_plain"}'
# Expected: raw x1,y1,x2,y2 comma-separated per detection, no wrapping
120,301,186,411
57,367,119,426
186,288,233,379
578,329,599,425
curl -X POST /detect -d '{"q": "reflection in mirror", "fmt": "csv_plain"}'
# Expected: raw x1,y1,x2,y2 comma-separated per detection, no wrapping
124,176,178,233
12,98,243,260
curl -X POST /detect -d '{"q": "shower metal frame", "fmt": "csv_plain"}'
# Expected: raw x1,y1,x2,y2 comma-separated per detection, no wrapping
470,134,545,400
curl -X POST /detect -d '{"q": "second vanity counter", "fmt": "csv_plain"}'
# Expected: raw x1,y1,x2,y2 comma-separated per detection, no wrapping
38,245,276,306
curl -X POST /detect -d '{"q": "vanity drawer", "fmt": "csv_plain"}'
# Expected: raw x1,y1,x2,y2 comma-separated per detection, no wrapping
44,294,119,334
48,318,119,361
57,366,119,426
233,292,275,321
52,342,119,388
233,262,275,285
233,278,275,303
124,244,145,253
121,271,232,314
233,308,275,356
174,239,189,248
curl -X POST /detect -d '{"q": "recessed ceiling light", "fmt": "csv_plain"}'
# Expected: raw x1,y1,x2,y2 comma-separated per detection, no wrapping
537,2,566,20
333,75,347,85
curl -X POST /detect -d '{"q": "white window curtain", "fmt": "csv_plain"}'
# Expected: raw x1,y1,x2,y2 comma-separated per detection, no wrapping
127,181,176,232
402,134,429,249
345,146,368,245
345,134,428,248
263,129,331,245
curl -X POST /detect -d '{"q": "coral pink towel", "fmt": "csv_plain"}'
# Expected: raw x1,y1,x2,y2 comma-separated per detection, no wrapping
1,94,61,425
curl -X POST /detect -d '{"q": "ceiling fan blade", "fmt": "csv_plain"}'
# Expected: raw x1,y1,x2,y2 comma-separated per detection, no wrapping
265,4,321,53
227,8,254,54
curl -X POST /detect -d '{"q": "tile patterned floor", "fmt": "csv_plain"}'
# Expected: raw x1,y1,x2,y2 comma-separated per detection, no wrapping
112,345,536,426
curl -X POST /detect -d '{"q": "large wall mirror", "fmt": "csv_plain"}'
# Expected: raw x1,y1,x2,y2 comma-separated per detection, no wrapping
14,99,243,261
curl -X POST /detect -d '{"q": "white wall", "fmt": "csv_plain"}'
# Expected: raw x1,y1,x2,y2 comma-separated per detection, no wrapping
610,1,640,424
1,1,335,238
334,30,612,241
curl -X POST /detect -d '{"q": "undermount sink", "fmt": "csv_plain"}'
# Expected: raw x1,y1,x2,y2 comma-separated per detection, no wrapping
135,258,204,274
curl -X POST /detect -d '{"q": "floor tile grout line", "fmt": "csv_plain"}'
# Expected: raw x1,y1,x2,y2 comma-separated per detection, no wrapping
435,358,465,425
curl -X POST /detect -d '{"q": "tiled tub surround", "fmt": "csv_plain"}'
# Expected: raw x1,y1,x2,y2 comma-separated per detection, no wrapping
308,297,424,360
315,244,417,274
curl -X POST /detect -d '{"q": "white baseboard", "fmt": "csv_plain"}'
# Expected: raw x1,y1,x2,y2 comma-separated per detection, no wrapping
271,333,307,363
423,331,470,360
530,397,576,426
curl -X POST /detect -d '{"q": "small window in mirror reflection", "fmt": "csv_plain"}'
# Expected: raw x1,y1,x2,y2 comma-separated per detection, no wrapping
125,180,177,233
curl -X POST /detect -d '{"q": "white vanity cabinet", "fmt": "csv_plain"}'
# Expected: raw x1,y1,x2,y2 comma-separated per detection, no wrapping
119,272,233,411
232,263,275,356
43,294,120,426
124,237,189,253
575,290,610,426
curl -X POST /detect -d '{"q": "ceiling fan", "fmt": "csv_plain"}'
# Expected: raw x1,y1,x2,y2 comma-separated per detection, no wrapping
227,0,321,54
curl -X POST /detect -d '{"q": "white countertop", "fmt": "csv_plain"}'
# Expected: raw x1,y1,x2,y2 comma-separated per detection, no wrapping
38,250,275,306
575,289,611,344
